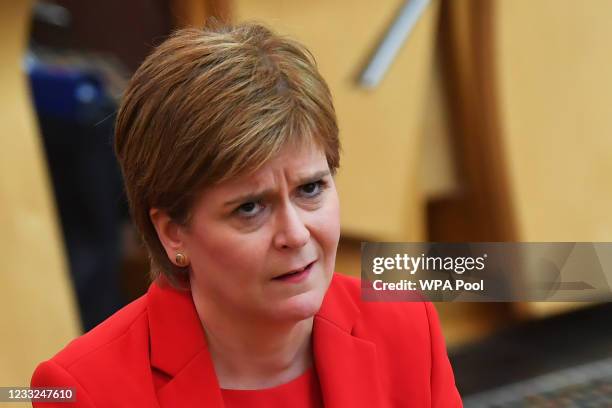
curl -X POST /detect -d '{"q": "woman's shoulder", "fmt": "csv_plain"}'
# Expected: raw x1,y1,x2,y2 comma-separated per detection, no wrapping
52,294,149,365
325,273,433,338
325,276,461,406
328,272,433,314
31,293,152,401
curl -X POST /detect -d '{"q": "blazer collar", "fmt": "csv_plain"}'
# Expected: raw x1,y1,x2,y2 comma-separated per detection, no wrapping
147,274,385,408
147,279,224,407
313,276,387,407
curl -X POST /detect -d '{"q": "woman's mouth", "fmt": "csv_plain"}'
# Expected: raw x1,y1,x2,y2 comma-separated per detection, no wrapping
272,261,316,283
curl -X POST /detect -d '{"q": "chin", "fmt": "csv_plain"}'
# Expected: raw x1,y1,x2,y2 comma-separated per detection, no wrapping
271,288,326,322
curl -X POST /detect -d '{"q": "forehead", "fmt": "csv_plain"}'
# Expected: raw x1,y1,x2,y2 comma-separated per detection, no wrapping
239,143,327,183
201,143,329,202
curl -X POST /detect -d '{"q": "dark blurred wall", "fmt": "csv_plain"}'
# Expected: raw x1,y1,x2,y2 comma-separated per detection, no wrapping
30,0,173,71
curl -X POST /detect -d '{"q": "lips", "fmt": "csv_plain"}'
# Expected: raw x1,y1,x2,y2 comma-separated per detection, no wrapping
273,261,316,281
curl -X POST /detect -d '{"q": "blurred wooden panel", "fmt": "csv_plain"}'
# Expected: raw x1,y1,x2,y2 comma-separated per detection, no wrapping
419,50,459,202
0,1,79,388
497,0,612,241
233,0,441,241
439,0,518,243
494,0,612,317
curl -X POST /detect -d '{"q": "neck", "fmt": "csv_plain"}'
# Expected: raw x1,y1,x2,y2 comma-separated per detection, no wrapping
191,286,314,390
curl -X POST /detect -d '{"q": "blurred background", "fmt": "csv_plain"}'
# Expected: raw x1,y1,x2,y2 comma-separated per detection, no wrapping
2,0,612,406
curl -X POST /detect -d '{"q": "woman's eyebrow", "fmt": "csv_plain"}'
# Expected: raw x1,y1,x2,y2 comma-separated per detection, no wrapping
223,190,272,208
223,169,331,208
294,169,331,185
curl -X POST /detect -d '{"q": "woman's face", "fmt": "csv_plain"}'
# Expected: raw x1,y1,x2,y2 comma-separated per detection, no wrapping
179,143,340,323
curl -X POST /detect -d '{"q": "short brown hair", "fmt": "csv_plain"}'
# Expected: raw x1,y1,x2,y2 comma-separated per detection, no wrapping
114,22,340,285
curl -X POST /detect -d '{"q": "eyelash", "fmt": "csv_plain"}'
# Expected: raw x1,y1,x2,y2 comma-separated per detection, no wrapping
235,179,328,219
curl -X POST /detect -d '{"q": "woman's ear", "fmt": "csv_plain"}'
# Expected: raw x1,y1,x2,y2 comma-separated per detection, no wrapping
149,208,186,262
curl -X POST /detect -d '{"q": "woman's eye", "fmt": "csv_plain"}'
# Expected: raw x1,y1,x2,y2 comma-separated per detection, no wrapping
236,202,263,218
299,180,326,198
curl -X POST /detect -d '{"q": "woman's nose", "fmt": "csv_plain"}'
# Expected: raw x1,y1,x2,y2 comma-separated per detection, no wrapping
273,203,310,249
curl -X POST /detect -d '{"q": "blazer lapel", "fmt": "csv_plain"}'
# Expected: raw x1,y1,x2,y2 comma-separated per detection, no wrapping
147,280,224,408
313,276,387,408
147,274,385,408
156,350,224,407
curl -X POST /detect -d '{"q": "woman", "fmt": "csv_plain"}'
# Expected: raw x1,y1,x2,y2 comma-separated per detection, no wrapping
31,22,462,407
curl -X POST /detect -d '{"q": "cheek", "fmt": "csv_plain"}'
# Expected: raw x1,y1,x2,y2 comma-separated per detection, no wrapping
313,194,341,258
185,223,269,280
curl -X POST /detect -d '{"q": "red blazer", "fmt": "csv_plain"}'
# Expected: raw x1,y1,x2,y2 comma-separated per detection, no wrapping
32,273,462,407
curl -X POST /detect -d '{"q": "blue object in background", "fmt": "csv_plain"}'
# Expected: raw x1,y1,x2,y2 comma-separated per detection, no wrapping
28,63,106,124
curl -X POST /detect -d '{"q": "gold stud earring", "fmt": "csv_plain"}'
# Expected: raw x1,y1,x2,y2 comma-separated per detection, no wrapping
175,253,190,267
